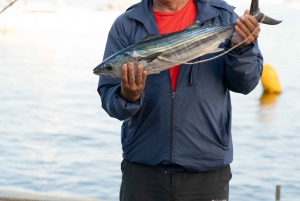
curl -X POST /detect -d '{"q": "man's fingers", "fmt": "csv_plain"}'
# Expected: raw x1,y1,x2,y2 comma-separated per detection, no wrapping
235,14,261,44
135,65,143,86
236,18,252,39
120,62,147,102
235,25,251,45
239,16,256,34
244,9,259,27
240,10,260,38
135,65,147,87
240,14,260,37
122,63,146,87
121,64,128,85
142,70,147,84
247,15,259,27
244,9,250,15
231,10,261,47
128,62,135,85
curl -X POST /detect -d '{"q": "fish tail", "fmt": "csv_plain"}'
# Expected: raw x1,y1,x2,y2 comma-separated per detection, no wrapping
250,0,282,25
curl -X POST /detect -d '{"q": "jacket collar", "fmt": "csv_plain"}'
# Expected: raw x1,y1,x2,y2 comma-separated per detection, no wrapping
127,0,159,34
195,0,219,24
127,0,221,34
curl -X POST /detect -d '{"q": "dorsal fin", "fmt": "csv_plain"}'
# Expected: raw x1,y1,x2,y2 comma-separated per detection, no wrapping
138,34,163,43
185,21,200,30
137,21,200,44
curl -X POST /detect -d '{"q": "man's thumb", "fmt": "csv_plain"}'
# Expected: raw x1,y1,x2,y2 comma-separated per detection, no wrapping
244,9,250,15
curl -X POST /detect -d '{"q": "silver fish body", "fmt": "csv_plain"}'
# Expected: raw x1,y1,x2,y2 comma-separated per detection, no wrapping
94,24,235,78
93,0,282,78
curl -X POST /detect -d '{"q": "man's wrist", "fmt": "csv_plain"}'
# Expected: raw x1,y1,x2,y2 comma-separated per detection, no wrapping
231,42,246,49
124,95,140,102
121,90,141,102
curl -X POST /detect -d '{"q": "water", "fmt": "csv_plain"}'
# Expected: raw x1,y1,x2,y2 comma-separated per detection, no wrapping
0,1,299,201
0,0,141,11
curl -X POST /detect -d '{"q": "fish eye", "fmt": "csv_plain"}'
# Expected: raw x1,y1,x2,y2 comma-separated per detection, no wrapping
105,64,113,70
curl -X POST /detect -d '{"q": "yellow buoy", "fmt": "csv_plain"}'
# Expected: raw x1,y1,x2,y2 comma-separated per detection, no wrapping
261,63,282,94
260,92,280,105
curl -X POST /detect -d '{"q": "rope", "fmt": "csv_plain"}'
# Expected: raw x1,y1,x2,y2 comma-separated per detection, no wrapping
158,14,266,64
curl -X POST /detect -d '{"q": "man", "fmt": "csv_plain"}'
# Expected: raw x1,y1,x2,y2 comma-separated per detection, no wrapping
97,0,262,200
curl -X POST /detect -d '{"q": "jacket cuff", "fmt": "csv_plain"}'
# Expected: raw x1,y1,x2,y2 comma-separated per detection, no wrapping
113,87,144,118
118,89,143,104
223,37,255,55
230,42,255,55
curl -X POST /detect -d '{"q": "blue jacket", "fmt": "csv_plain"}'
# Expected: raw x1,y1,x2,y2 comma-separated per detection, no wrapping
97,0,263,173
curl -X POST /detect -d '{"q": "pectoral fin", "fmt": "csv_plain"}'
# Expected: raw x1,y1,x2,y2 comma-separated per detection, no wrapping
125,50,162,63
125,50,147,57
209,48,224,54
143,52,163,63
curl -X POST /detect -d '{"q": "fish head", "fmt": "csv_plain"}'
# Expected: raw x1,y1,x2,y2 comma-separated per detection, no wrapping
93,54,128,78
93,61,116,77
93,49,150,78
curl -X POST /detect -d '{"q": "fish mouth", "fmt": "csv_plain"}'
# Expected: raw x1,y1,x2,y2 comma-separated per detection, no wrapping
93,66,102,75
93,70,103,76
93,69,109,77
93,71,99,75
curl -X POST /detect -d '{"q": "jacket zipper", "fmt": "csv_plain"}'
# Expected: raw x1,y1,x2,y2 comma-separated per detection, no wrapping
170,92,175,163
165,91,175,174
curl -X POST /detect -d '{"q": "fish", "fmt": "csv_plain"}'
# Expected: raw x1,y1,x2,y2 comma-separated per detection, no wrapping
93,0,282,78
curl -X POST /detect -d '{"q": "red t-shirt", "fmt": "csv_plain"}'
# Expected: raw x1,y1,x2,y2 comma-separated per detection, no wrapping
153,0,197,91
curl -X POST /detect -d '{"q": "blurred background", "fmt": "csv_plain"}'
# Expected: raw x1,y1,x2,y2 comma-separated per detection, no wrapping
0,0,299,200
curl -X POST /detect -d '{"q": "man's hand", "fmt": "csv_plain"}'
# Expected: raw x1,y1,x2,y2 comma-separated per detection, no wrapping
121,62,147,102
231,10,261,48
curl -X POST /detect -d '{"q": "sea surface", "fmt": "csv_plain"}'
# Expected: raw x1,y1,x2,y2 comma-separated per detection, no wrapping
0,0,299,201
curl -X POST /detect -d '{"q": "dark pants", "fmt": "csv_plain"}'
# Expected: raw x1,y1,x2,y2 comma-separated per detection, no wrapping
120,160,232,201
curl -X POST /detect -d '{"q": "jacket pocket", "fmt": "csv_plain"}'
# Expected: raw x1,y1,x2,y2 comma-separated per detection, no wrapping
121,159,127,173
121,118,136,149
144,72,170,97
219,102,232,147
188,61,198,86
